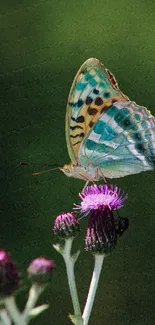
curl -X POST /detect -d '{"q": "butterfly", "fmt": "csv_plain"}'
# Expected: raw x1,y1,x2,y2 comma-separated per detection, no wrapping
59,58,155,182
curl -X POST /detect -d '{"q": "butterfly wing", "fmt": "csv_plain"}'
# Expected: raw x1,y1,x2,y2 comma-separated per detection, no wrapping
65,58,128,165
78,101,155,178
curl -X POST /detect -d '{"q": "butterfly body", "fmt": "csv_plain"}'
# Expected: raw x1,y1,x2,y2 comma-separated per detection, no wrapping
60,162,102,181
61,58,155,181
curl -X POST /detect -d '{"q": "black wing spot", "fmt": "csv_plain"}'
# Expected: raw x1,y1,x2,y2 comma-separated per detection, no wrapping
95,97,103,106
135,143,146,154
101,106,109,113
104,92,110,98
93,88,99,95
71,115,85,123
132,132,142,141
70,125,83,130
123,119,132,127
77,99,83,107
89,121,94,127
70,132,84,139
73,141,81,146
86,96,93,105
87,107,98,115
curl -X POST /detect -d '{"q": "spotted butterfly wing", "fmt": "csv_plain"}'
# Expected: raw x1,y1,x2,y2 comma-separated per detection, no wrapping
64,58,155,180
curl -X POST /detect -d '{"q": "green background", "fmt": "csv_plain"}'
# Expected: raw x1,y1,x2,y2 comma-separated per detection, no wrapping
1,1,155,324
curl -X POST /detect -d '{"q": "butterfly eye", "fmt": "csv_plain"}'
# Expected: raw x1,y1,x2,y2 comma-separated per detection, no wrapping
64,167,71,174
60,165,72,176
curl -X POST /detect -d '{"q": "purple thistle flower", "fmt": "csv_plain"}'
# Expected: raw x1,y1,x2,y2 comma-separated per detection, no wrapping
85,207,117,254
75,184,127,216
75,184,128,254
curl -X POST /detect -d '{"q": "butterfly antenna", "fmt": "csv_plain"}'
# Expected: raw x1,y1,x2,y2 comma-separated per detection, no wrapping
33,167,59,176
20,162,59,167
98,168,107,184
20,162,60,176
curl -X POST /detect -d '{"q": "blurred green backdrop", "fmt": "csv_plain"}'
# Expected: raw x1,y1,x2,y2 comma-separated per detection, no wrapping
1,1,155,324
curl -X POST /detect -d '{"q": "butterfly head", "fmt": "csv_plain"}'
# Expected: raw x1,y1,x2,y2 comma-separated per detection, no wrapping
60,162,101,181
60,162,88,180
60,163,74,178
60,162,85,179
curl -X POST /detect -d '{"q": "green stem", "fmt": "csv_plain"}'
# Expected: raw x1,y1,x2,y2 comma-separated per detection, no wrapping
82,254,105,325
63,238,82,325
23,284,44,323
4,285,44,325
0,308,12,325
4,296,26,325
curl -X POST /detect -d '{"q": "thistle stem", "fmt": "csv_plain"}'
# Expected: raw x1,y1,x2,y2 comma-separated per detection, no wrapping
82,254,105,325
4,296,26,325
4,285,44,325
0,308,11,325
23,284,44,322
63,238,82,325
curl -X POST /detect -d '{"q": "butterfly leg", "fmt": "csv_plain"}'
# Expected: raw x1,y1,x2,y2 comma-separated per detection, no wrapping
97,168,107,184
78,172,95,191
83,181,89,190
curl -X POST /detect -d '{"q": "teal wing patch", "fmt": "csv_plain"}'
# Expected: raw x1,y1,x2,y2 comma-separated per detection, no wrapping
78,101,155,178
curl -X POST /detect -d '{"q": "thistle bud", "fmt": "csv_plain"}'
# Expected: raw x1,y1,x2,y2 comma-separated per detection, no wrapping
28,258,55,285
53,212,80,238
0,249,19,297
